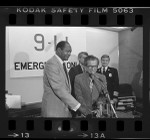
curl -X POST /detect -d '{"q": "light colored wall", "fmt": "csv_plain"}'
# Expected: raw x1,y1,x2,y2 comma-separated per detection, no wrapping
86,28,119,70
119,27,143,99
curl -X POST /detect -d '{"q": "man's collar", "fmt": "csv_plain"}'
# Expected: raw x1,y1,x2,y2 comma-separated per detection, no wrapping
102,66,108,71
55,54,63,64
80,63,84,71
79,63,83,67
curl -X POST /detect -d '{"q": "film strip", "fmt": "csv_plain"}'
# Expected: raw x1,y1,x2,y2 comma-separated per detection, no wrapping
0,7,150,139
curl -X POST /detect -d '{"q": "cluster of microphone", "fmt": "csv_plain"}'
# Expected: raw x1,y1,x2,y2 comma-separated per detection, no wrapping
84,73,118,118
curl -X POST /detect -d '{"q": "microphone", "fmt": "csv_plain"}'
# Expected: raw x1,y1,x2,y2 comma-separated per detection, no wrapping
92,73,109,96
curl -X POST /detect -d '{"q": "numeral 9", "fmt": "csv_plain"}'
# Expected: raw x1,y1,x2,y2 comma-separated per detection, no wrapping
34,34,44,51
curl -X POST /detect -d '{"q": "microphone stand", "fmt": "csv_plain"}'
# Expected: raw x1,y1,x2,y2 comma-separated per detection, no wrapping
90,73,118,118
105,93,118,118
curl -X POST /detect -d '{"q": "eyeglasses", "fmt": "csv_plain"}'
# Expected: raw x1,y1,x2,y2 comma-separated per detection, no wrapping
87,65,98,69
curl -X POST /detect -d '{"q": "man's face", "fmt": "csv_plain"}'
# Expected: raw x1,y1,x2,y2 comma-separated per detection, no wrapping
79,54,88,65
60,43,72,61
86,60,98,75
101,57,110,67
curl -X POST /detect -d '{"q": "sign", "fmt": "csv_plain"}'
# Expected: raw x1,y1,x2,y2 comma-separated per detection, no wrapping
7,27,86,77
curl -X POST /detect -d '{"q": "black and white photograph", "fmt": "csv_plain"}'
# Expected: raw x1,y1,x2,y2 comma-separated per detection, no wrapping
5,26,143,118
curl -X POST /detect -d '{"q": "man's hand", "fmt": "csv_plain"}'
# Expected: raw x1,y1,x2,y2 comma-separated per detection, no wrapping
112,98,118,109
113,91,119,97
113,98,118,104
113,91,119,104
78,105,92,116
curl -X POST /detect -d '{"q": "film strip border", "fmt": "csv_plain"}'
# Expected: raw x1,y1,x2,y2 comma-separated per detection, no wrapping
0,7,150,138
8,12,143,26
0,7,146,25
7,119,144,138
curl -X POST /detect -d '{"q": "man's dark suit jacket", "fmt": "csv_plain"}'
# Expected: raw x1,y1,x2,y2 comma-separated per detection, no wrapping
69,64,83,117
69,64,83,98
97,67,119,99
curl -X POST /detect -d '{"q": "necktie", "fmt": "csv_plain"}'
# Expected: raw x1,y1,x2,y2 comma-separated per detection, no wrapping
82,66,85,73
63,62,69,83
89,78,93,93
102,67,106,74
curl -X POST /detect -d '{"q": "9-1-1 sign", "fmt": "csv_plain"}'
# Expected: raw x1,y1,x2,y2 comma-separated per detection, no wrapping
7,27,86,78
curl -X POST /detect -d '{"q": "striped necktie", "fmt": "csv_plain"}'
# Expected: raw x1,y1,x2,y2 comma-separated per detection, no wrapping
89,78,93,93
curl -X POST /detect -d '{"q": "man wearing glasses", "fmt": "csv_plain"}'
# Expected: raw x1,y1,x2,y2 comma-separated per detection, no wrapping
74,55,108,117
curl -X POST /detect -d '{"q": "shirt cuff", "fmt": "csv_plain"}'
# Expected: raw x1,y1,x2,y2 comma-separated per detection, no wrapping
113,91,119,96
72,103,81,112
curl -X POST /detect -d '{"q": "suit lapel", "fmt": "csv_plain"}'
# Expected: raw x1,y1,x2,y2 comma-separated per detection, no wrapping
106,67,108,73
105,67,110,74
78,65,83,73
99,67,103,74
53,56,71,90
83,73,92,95
93,76,102,93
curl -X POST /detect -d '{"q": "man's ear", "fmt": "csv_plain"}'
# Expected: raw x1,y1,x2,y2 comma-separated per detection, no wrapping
57,48,62,54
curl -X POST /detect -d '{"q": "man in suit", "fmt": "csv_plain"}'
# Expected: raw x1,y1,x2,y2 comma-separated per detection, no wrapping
41,41,92,118
69,52,88,98
69,52,88,117
74,55,108,115
97,54,119,104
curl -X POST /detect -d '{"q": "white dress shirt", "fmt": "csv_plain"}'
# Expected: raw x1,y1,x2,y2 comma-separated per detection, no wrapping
101,66,108,73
